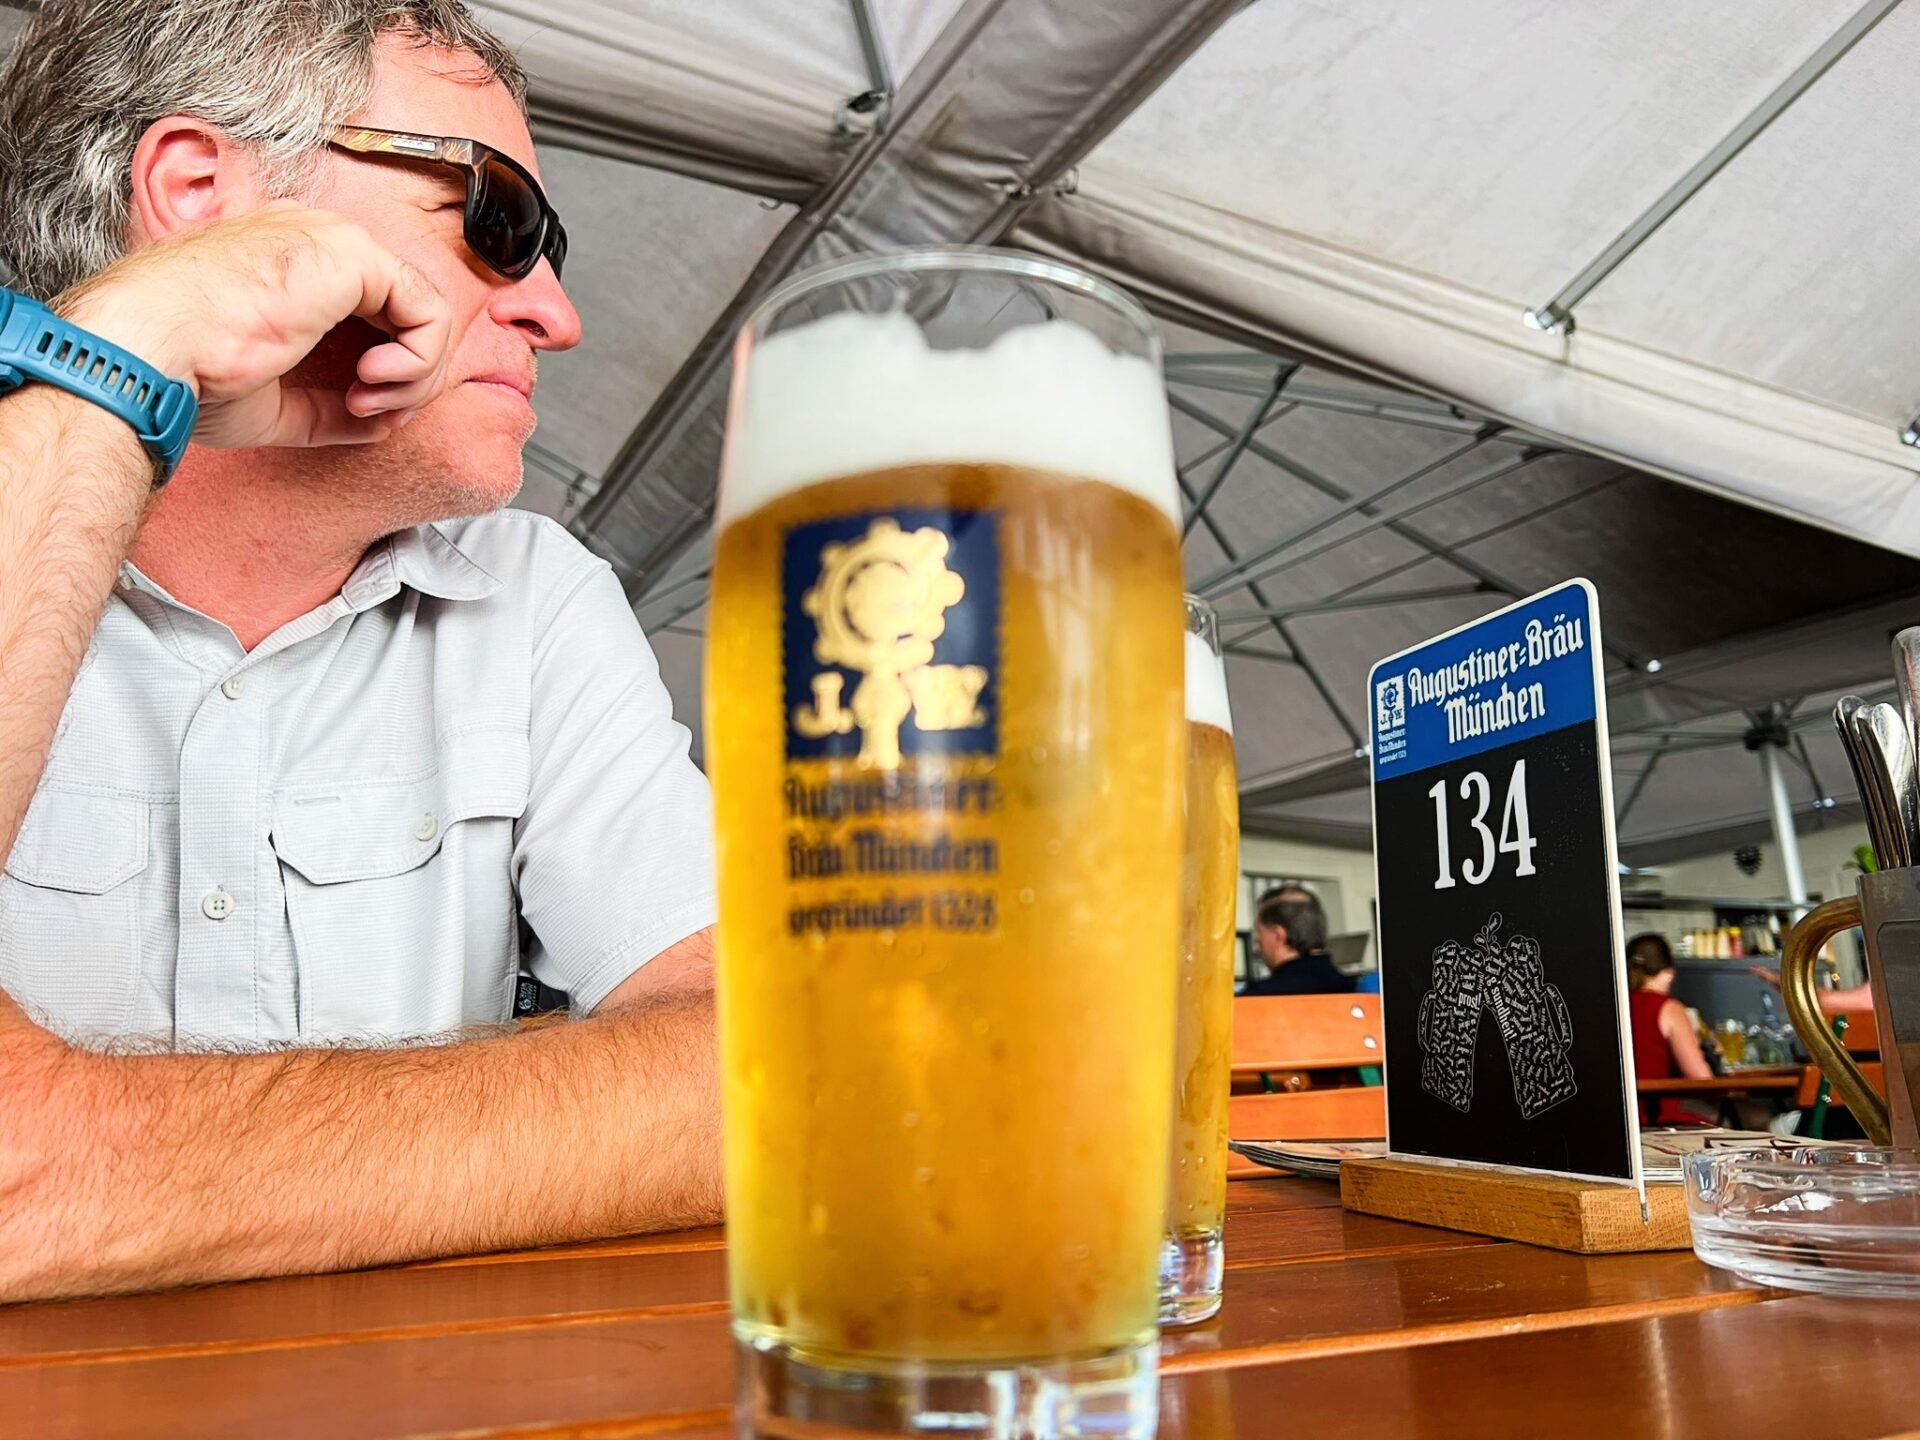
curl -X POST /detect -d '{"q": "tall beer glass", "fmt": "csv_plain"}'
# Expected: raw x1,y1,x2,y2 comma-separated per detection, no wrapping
708,250,1186,1438
1160,596,1239,1325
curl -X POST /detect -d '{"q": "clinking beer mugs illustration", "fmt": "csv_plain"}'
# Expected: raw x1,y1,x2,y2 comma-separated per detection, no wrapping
1417,913,1577,1119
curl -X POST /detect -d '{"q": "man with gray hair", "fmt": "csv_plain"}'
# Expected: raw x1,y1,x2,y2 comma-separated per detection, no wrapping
1243,884,1354,996
0,0,721,1299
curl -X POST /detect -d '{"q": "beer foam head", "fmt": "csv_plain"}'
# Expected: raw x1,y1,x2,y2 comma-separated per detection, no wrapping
720,309,1180,525
1185,630,1234,734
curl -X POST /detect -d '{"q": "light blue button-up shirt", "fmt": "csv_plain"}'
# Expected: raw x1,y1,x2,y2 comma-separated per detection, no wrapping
0,511,716,1049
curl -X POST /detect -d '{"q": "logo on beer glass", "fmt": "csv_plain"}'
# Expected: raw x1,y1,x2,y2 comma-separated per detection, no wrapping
783,511,999,767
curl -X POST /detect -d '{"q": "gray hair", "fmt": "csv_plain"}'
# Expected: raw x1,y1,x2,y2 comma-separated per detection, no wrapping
1256,884,1329,953
0,0,527,300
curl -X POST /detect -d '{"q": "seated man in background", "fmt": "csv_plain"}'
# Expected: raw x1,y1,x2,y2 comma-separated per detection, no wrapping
1241,885,1355,996
0,0,718,1300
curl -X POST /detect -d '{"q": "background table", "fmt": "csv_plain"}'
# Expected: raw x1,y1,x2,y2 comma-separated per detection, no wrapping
5,1175,1917,1438
1636,1065,1802,1097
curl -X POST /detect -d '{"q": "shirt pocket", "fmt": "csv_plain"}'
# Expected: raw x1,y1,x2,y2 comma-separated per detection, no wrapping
271,744,529,1043
0,785,149,1039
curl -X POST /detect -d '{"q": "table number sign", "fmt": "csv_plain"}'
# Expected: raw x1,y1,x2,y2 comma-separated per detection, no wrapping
1369,580,1642,1197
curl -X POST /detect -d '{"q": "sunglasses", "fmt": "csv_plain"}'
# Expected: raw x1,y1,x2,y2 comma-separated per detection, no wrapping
328,125,568,281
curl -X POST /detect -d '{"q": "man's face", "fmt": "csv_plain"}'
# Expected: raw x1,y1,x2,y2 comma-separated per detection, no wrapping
1255,920,1288,965
294,36,582,520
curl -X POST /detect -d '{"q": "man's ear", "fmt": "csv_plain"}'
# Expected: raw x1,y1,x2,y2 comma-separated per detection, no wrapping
126,116,273,245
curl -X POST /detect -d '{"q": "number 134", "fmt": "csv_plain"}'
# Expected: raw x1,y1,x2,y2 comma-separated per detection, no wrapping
1428,759,1537,889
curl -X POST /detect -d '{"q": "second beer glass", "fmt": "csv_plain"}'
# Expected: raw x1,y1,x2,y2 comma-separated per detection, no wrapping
1161,595,1240,1325
707,250,1186,1438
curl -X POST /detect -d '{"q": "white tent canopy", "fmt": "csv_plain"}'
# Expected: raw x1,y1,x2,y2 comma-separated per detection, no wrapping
467,0,1920,559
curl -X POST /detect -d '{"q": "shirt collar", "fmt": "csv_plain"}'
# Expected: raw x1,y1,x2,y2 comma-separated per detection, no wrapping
115,523,504,627
350,524,505,609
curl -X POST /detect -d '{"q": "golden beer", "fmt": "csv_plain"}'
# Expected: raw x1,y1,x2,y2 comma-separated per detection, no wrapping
709,252,1186,1439
1160,599,1239,1324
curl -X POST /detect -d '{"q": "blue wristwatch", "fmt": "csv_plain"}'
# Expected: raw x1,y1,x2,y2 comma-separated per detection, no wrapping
0,285,198,485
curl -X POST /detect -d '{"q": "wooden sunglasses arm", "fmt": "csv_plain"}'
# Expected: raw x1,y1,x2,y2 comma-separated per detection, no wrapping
328,126,477,167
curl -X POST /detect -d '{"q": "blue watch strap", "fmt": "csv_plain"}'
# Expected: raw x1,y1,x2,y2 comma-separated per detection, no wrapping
0,286,197,484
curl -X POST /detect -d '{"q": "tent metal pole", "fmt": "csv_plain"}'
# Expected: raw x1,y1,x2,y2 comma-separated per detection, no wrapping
1176,373,1495,436
1283,465,1644,665
1173,448,1362,748
1182,365,1295,538
1174,457,1307,678
1750,705,1813,916
1795,732,1833,807
633,565,714,616
843,0,897,130
647,588,714,634
1168,394,1642,676
1523,0,1903,334
1220,451,1544,598
527,116,818,204
1191,430,1497,595
1169,393,1532,605
1276,616,1363,750
1761,740,1812,917
1219,646,1304,667
1167,364,1497,437
1257,392,1488,438
1616,738,1669,828
1631,728,1751,742
572,0,1247,599
1214,584,1493,623
1176,434,1237,477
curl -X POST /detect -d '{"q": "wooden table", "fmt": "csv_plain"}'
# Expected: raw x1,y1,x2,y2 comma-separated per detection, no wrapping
1636,1066,1802,1096
6,1175,1918,1438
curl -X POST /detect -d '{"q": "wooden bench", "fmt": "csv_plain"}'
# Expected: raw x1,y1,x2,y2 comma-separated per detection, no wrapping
1231,993,1382,1085
1228,995,1385,1177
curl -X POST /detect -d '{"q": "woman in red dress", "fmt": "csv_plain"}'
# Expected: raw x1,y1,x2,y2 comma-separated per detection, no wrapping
1626,933,1714,1125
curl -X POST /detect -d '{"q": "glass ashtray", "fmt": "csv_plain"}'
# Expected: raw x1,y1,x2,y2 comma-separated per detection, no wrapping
1686,1146,1920,1298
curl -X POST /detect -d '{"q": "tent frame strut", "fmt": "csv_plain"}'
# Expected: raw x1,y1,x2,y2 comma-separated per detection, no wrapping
1172,448,1365,747
1523,0,1903,335
572,0,1248,599
1170,365,1491,437
1169,393,1539,609
838,0,897,133
1214,584,1494,625
1616,737,1670,828
1182,362,1296,538
1174,455,1300,661
567,0,1020,593
1192,428,1504,597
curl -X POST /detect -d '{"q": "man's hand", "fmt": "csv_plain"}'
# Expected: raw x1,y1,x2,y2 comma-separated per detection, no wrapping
57,203,453,449
0,207,452,862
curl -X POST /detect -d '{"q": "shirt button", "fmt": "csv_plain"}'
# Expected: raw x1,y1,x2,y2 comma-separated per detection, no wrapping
220,674,247,700
414,813,439,843
202,889,235,921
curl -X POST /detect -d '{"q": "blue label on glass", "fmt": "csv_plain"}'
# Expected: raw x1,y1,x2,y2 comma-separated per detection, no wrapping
782,508,1000,764
1369,580,1598,780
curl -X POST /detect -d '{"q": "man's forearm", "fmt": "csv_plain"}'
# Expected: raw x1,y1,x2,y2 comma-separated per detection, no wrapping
1,990,721,1300
0,386,152,858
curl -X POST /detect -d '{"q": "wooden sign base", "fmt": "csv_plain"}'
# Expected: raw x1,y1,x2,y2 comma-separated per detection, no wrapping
1340,1156,1691,1253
